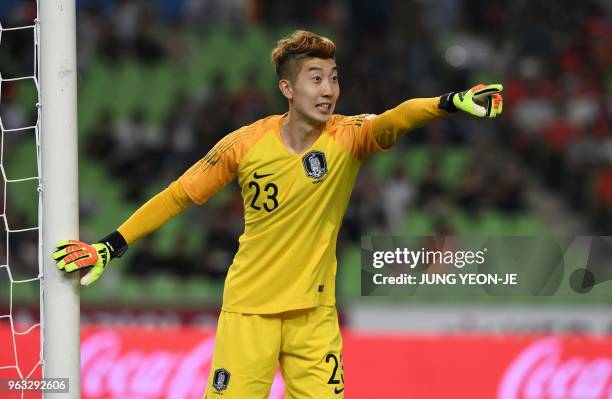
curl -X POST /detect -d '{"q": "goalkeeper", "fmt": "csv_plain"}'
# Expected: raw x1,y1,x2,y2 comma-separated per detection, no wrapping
53,30,503,398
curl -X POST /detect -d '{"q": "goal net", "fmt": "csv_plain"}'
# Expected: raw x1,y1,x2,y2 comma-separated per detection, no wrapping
0,3,44,392
1,1,80,397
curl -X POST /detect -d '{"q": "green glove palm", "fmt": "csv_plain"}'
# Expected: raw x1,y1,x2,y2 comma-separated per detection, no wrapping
452,83,504,118
53,240,111,286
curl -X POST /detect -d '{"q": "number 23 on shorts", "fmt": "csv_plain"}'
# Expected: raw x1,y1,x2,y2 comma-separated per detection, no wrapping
326,352,344,395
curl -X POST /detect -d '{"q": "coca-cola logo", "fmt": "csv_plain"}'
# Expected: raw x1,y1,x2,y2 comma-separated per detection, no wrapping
498,337,612,399
81,330,285,398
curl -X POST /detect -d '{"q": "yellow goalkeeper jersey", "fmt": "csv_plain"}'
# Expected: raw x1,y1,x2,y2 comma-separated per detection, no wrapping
115,97,445,314
179,113,383,313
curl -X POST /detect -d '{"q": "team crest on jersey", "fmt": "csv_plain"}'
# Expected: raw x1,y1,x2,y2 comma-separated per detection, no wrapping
302,151,328,180
212,368,231,392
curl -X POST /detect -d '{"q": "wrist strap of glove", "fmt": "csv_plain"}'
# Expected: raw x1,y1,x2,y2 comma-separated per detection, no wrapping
438,92,459,113
98,231,128,259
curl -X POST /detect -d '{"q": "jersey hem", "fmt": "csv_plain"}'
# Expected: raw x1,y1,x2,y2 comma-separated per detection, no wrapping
221,299,336,315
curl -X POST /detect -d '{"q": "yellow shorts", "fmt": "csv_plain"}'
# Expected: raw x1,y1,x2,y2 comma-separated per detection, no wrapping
204,306,344,399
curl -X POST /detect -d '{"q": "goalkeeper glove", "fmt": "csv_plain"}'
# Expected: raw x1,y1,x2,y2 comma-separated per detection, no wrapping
52,231,128,286
438,83,503,118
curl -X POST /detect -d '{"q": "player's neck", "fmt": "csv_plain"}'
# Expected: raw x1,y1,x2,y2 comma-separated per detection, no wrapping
280,110,325,155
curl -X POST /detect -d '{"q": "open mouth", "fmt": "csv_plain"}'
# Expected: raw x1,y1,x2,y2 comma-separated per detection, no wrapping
316,103,332,112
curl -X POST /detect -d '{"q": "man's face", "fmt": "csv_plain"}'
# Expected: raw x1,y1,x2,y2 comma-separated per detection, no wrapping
287,57,339,124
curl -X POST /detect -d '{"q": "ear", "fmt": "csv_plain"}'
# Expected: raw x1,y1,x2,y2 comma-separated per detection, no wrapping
278,79,293,100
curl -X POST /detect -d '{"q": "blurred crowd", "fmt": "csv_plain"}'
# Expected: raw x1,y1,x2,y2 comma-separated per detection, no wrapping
0,0,610,280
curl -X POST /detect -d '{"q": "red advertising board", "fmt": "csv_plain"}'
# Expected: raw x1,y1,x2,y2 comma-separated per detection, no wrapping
1,324,611,398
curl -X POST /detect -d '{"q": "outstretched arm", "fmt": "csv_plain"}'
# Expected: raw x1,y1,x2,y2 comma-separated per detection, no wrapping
117,181,191,244
52,122,251,285
371,97,447,149
53,181,192,285
370,83,503,148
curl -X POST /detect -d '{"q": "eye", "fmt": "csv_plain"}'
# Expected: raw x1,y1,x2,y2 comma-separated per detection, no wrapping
332,75,339,82
312,76,321,82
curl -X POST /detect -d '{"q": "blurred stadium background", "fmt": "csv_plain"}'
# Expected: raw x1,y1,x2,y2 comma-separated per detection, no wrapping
0,0,611,397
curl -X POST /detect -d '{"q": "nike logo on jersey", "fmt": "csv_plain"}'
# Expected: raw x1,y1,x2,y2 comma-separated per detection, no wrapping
253,171,273,179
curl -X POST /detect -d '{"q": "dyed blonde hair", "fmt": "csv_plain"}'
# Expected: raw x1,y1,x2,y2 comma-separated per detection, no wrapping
271,30,336,81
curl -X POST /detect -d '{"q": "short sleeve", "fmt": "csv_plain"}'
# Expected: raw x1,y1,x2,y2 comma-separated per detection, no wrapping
178,129,246,205
334,114,385,162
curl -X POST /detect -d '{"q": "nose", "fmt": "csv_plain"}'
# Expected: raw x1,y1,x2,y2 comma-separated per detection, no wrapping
321,80,333,98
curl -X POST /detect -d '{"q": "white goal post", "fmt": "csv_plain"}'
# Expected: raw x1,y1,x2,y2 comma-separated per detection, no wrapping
40,0,80,397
